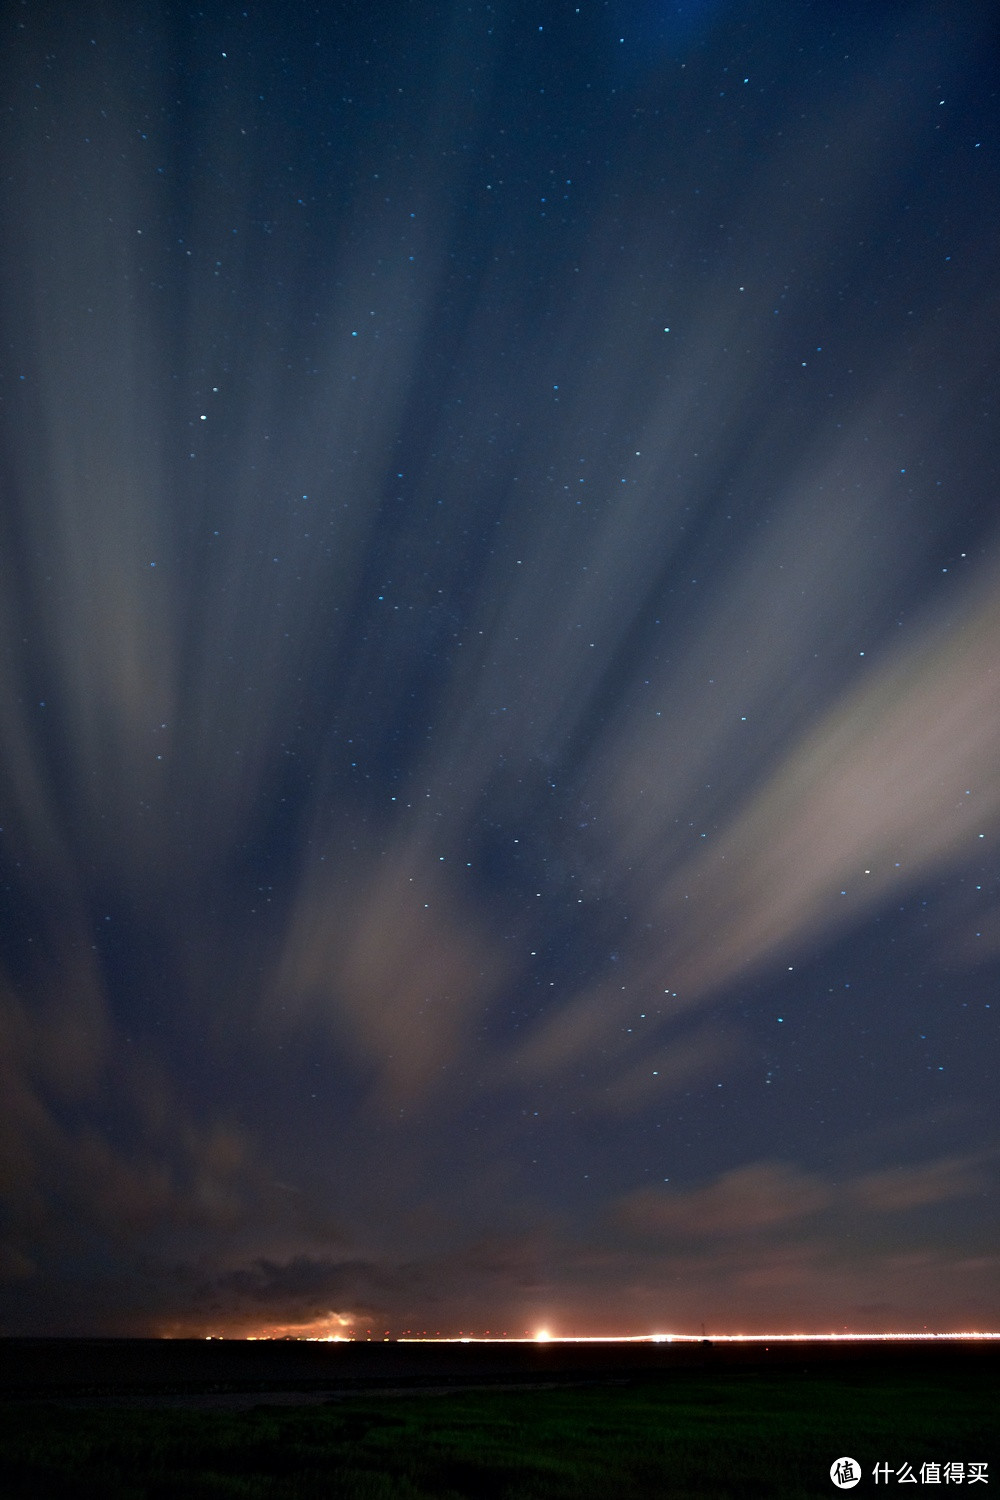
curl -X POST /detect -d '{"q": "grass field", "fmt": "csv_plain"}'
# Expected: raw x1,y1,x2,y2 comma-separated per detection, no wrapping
0,1366,995,1498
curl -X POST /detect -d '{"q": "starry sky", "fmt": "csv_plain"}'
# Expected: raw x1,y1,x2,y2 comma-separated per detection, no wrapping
1,0,998,1339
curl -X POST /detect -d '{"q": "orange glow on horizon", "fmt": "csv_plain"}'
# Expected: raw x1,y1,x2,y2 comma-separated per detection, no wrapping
393,1330,1000,1344
197,1310,357,1342
200,1326,1000,1344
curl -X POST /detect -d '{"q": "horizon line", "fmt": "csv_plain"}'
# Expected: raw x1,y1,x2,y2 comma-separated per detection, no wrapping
402,1331,1000,1344
219,1329,1000,1344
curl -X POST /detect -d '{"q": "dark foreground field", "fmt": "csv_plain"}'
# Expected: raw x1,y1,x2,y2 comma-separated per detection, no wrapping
0,1339,995,1498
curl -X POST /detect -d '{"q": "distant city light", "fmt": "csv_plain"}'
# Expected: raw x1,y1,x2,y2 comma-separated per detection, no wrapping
379,1329,999,1345
216,1322,1000,1345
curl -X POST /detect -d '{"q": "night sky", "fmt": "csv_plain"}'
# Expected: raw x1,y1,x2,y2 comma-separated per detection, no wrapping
1,0,998,1340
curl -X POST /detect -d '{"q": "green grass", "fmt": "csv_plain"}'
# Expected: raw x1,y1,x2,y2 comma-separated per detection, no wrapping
0,1369,995,1498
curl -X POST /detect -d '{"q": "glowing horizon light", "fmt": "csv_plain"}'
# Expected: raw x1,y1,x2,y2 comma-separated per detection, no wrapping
395,1329,1000,1344
220,1322,1000,1345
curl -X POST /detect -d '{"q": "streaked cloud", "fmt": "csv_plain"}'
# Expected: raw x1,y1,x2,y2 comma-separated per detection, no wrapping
0,0,996,1336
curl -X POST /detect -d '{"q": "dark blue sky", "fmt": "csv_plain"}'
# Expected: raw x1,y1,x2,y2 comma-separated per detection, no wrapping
0,0,998,1337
